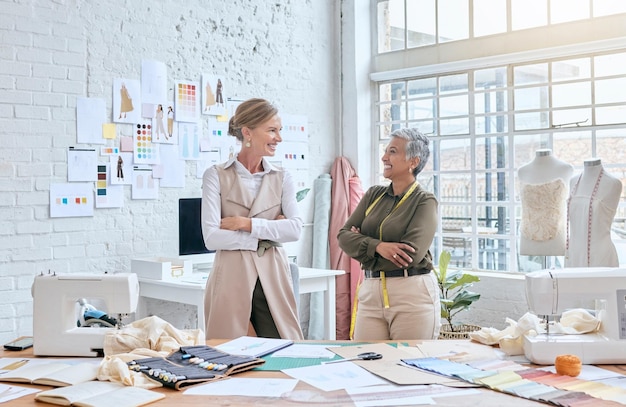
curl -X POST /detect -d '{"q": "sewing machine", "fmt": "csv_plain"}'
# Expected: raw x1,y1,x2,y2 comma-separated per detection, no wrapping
31,272,139,357
523,267,626,365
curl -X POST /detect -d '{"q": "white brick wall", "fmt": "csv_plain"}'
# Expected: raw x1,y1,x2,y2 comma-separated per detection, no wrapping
0,0,340,342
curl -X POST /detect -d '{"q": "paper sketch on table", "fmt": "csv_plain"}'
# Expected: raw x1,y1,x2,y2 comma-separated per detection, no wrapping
183,377,297,397
281,362,388,392
76,97,106,145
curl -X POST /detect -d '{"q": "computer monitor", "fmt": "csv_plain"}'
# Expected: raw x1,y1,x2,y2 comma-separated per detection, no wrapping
178,198,215,266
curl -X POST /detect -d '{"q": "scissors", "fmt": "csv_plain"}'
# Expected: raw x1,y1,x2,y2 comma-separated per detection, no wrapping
323,352,383,364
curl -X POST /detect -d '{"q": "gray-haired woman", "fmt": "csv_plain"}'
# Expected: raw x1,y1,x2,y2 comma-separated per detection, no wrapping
337,128,441,340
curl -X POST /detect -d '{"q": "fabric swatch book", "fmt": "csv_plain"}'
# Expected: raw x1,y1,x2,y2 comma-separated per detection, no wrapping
34,380,165,407
0,362,98,387
215,336,293,357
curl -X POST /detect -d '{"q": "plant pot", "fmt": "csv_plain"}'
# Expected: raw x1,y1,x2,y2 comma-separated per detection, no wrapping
438,323,481,340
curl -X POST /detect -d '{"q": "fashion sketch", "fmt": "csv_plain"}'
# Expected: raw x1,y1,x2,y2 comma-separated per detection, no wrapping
204,82,216,112
155,104,167,140
119,83,133,119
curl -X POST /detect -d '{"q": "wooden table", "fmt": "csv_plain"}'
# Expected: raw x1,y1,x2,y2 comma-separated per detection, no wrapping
2,340,595,406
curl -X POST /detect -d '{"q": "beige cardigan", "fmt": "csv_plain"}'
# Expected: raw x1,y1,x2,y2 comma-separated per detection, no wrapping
203,164,303,340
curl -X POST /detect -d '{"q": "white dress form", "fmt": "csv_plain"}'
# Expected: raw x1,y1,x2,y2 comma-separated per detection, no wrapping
518,149,574,256
565,158,622,267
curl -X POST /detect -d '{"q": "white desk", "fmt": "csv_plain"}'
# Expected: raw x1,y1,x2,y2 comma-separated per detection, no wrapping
136,267,344,340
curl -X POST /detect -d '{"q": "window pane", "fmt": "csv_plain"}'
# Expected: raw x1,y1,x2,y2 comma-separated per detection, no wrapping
408,98,435,120
473,0,507,37
595,78,626,104
514,111,550,130
553,82,591,108
514,133,551,169
410,120,435,135
596,129,626,167
514,63,548,85
408,77,437,96
440,138,471,171
475,90,508,114
439,173,471,202
407,0,436,48
439,94,469,117
511,0,547,30
550,0,589,24
437,0,469,43
475,67,507,89
476,172,508,201
476,136,508,170
476,205,510,232
475,114,508,135
552,131,592,164
379,82,406,103
552,58,591,82
377,0,405,53
439,73,468,94
478,237,510,271
379,101,406,122
595,52,626,77
441,205,472,226
596,105,626,125
552,108,591,127
593,0,626,16
514,86,549,110
440,117,469,135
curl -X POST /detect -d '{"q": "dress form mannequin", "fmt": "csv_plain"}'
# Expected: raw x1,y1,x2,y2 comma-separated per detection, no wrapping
565,158,622,267
518,149,574,256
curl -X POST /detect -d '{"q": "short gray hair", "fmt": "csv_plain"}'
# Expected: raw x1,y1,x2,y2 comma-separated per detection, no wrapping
390,128,430,177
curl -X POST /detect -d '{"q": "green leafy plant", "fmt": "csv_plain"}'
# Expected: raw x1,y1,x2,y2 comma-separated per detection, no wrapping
434,250,481,332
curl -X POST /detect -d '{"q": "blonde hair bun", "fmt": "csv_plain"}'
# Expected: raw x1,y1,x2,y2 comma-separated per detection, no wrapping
554,354,582,377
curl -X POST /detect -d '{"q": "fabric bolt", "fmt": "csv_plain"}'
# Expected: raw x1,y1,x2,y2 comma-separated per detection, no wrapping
328,157,364,340
308,174,332,339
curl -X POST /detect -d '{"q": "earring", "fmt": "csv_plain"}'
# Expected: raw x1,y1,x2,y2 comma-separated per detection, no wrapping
245,140,251,148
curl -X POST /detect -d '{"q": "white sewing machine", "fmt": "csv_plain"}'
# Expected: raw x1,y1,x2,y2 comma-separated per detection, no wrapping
32,272,139,357
523,267,626,365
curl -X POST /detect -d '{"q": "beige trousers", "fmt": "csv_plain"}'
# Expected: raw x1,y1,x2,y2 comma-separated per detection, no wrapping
353,272,441,341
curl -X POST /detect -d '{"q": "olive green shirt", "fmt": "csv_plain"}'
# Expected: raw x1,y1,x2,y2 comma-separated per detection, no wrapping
337,183,438,272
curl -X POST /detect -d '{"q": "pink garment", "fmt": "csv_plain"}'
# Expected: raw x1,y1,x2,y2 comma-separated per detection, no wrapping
329,157,364,340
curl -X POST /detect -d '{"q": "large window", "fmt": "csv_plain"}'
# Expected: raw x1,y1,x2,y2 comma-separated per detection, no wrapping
375,51,626,272
377,0,626,53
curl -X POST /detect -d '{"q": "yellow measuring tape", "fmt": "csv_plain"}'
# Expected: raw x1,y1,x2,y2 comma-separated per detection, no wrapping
353,181,420,327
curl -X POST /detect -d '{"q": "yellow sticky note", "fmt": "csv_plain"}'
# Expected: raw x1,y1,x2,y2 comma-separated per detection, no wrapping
103,123,116,139
216,114,228,122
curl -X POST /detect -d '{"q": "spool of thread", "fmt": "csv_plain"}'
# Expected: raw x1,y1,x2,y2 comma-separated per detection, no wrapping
555,354,582,377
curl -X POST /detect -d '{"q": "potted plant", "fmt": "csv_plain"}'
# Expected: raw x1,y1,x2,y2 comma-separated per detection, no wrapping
434,249,481,339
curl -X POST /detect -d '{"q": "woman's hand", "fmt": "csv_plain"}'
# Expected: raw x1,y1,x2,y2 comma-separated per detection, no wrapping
376,242,415,268
220,216,251,232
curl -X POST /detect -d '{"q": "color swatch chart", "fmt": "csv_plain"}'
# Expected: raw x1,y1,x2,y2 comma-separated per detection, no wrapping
175,81,200,122
134,121,159,164
402,357,626,406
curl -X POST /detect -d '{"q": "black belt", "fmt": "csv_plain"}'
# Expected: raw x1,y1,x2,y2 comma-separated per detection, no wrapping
364,268,431,278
